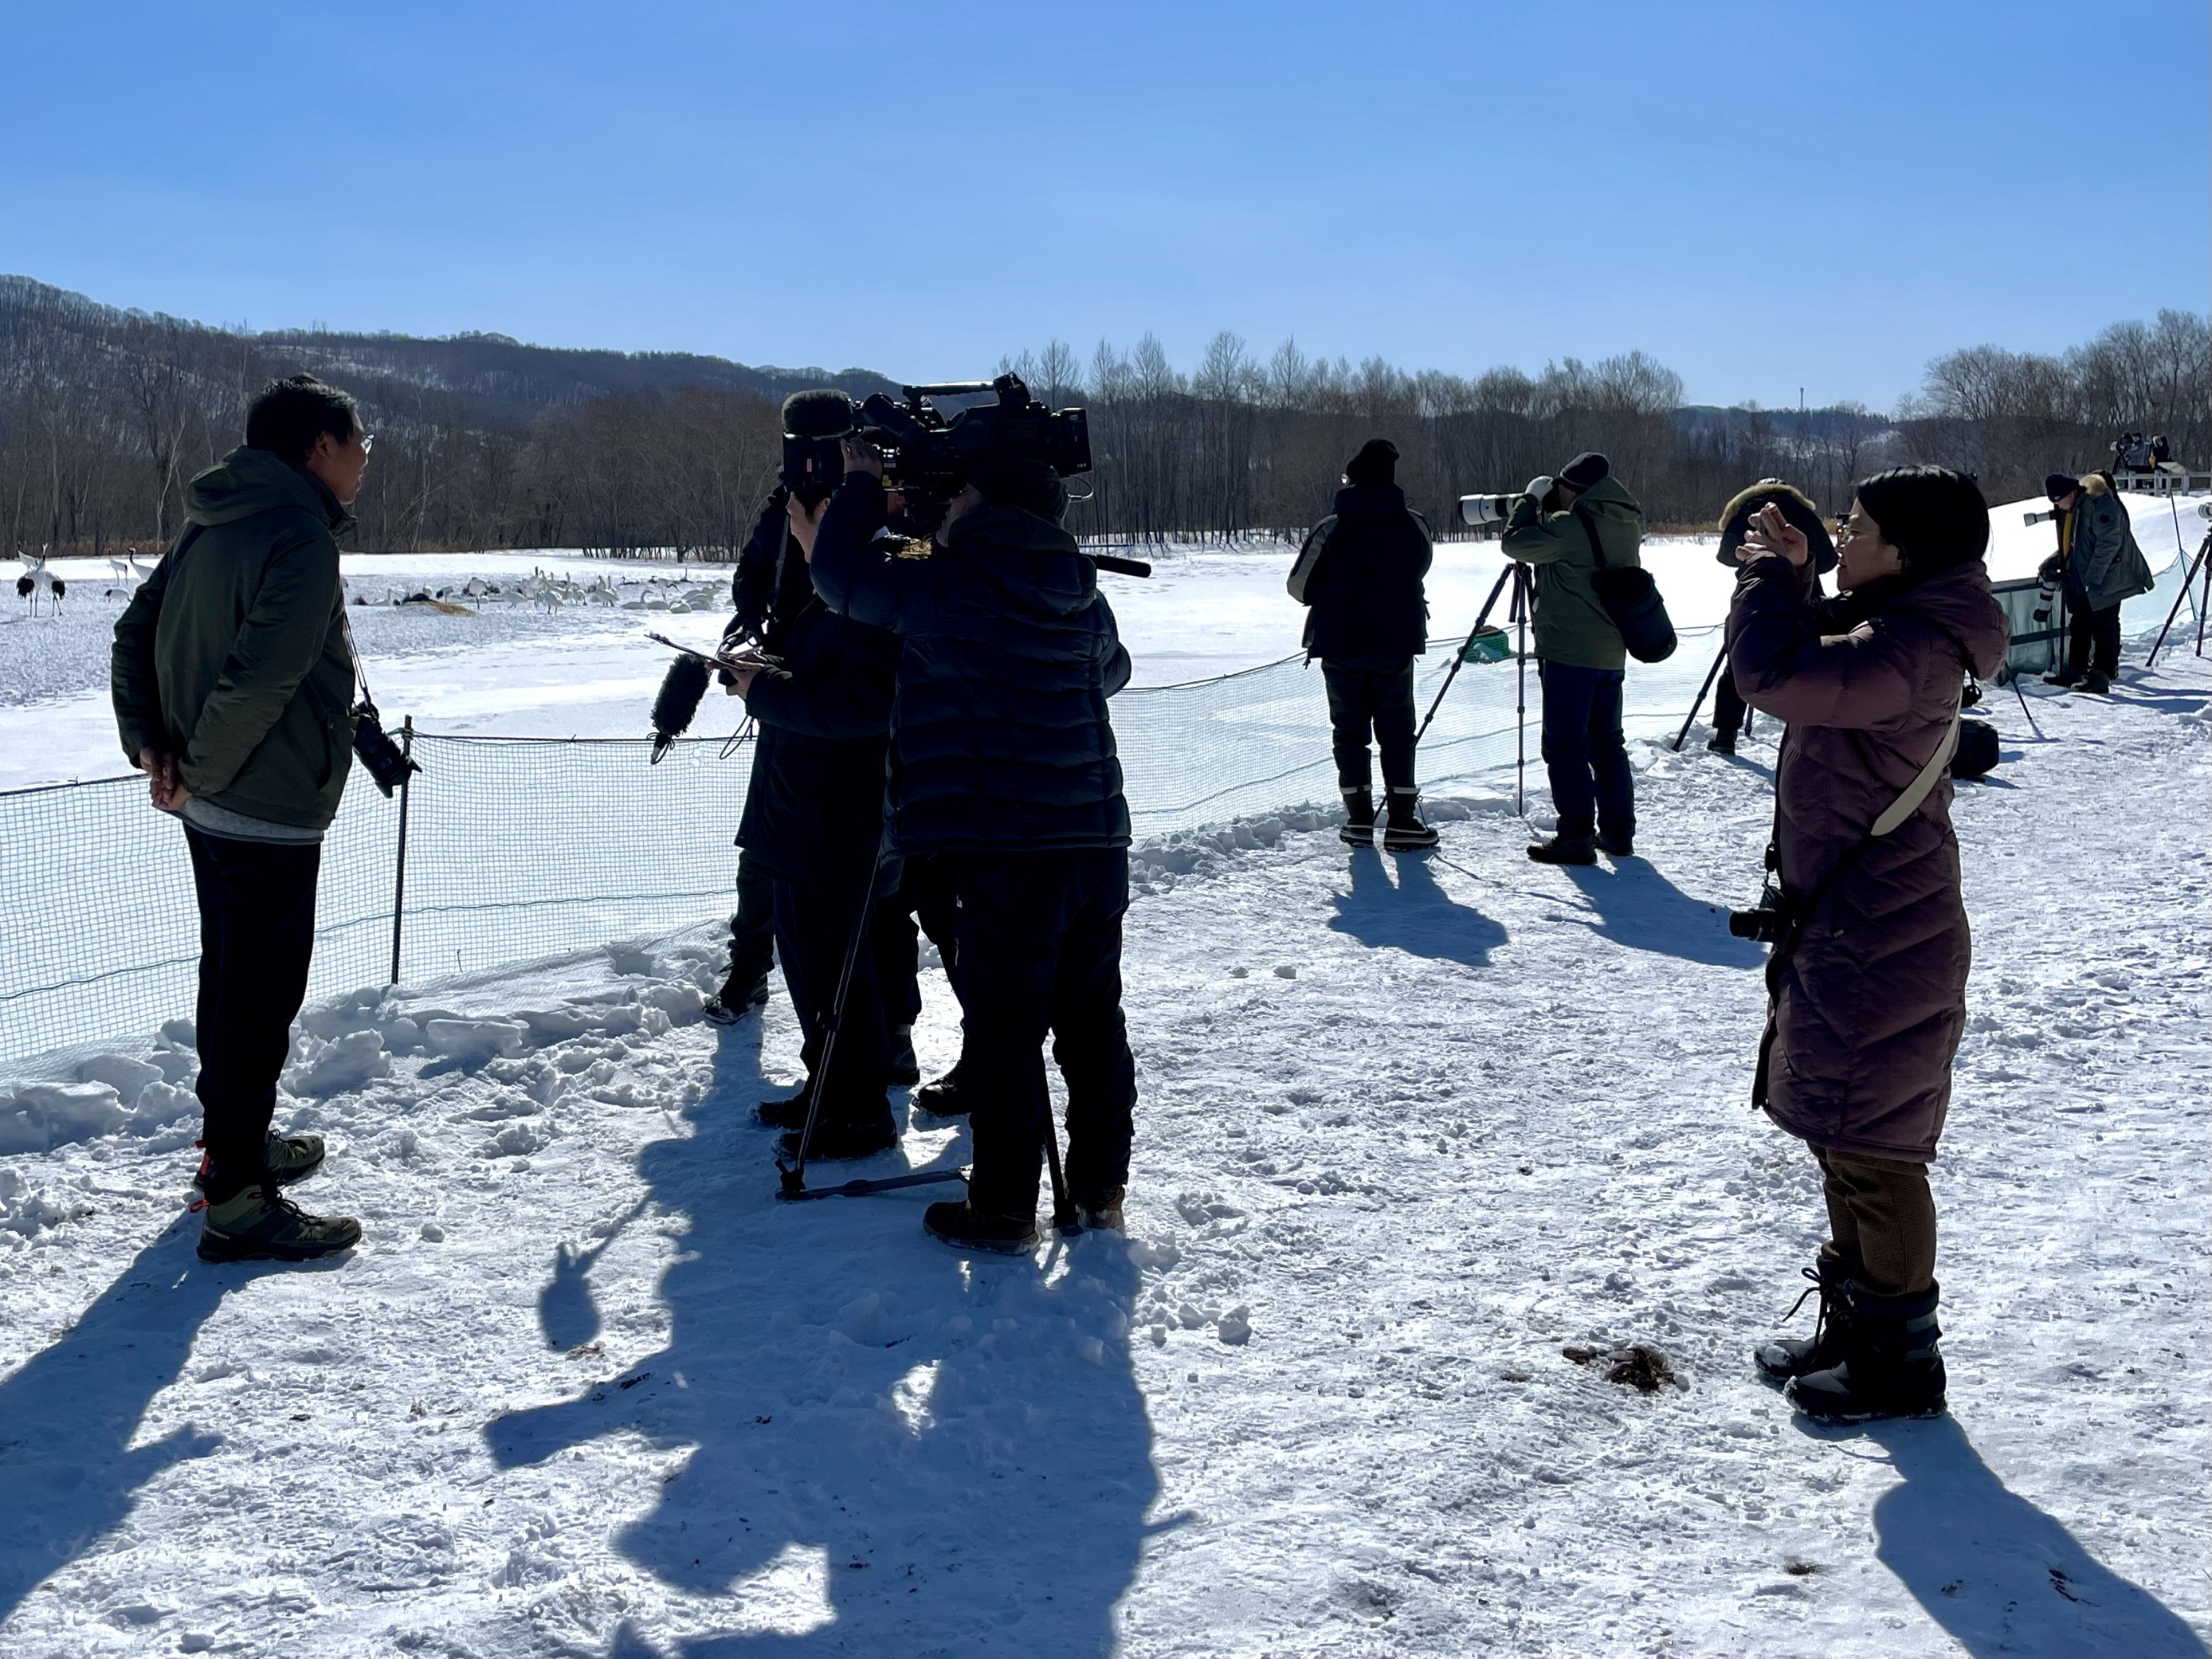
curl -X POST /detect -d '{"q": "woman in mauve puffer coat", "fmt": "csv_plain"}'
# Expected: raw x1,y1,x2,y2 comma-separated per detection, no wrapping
1726,466,2009,1422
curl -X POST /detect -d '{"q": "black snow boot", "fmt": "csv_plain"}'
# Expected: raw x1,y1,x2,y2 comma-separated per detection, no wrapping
1706,731,1737,755
1755,1252,1856,1382
779,1111,899,1163
1596,829,1635,858
1526,833,1598,866
1382,787,1440,851
887,1024,921,1087
2081,670,2112,695
2042,666,2082,687
1789,1282,1947,1422
1073,1185,1126,1233
912,1067,968,1120
924,1198,1040,1255
1339,789,1377,847
705,967,771,1026
754,1086,812,1129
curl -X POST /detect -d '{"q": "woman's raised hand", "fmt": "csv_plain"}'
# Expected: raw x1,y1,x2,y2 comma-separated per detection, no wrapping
1739,501,1809,567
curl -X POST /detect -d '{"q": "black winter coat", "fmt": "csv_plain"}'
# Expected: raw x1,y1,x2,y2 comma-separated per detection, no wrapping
810,474,1132,854
1287,484,1432,661
734,589,901,886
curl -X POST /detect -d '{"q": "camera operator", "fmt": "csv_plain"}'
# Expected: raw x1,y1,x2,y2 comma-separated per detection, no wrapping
1728,466,2007,1421
1500,452,1645,862
722,493,905,1161
810,437,1135,1253
110,374,370,1264
1708,480,1837,754
2039,472,2154,693
1286,437,1439,849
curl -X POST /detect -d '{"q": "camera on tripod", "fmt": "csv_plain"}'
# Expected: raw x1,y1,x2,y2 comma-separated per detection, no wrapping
1458,492,1521,528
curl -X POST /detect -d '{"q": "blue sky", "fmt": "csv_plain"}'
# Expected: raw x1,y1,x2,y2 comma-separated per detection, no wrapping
2,1,2204,408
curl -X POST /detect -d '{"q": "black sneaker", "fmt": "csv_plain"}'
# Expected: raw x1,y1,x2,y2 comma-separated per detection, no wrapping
1706,731,1737,755
1526,834,1598,866
1381,789,1439,851
198,1186,361,1264
887,1024,921,1087
190,1132,326,1195
753,1087,811,1129
1338,789,1376,847
704,971,770,1026
912,1069,968,1120
1596,830,1635,858
924,1199,1039,1254
778,1114,899,1163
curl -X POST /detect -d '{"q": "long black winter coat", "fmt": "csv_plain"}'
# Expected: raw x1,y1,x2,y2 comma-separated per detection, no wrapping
810,474,1132,855
734,588,901,886
1287,484,1433,661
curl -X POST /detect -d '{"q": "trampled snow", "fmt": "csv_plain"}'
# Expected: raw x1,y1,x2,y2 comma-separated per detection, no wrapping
0,508,2207,1655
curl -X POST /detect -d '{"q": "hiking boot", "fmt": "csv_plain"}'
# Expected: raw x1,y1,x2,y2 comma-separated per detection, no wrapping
2042,667,2083,687
1381,788,1440,852
190,1131,325,1194
912,1068,968,1120
1755,1252,1856,1382
1707,731,1737,755
704,968,770,1026
887,1024,921,1088
1526,833,1598,866
1339,789,1377,847
198,1186,361,1264
1596,829,1635,858
778,1112,898,1163
754,1086,812,1130
1073,1186,1126,1233
2081,670,2112,695
1788,1282,1947,1422
924,1199,1039,1255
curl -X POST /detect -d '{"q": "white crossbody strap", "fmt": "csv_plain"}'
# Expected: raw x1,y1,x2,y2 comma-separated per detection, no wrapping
1869,699,1962,838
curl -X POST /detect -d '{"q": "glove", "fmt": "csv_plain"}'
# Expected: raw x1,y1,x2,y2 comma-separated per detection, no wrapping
1524,477,1555,505
2037,552,2064,582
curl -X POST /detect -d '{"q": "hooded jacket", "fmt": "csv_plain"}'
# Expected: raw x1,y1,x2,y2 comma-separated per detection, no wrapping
1728,553,2010,1162
2064,473,2156,611
808,473,1132,854
111,448,357,831
1286,484,1433,661
1500,473,1645,671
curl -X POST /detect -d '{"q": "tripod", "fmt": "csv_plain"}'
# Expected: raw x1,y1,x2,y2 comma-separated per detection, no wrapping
1670,641,1755,752
2145,528,2212,669
1414,559,1534,814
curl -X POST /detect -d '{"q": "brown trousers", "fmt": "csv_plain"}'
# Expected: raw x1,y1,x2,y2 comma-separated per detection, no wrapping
1814,1147,1936,1297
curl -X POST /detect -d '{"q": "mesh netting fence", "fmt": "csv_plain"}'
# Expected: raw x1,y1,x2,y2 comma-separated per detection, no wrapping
2,626,1728,1070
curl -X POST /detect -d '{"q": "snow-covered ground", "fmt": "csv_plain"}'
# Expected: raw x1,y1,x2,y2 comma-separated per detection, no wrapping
1,504,2208,1656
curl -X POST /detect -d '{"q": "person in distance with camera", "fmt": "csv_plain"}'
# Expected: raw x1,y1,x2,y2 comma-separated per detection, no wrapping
1707,480,1837,755
1500,451,1645,863
1728,466,2007,1422
110,374,373,1264
2038,471,2154,694
810,438,1137,1253
1286,437,1439,849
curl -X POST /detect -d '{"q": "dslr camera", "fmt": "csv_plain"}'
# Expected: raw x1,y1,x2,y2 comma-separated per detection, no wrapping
780,375,1091,528
1458,492,1520,528
1728,877,1794,944
351,700,421,798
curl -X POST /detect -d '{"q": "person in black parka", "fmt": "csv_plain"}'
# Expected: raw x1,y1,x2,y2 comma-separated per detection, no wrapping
1287,439,1437,849
812,441,1136,1254
728,506,906,1162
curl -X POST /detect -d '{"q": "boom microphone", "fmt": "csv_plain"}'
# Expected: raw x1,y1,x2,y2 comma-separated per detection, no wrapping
649,653,712,763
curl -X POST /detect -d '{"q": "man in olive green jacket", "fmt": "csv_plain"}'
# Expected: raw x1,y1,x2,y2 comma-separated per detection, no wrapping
1500,452,1645,865
111,374,372,1263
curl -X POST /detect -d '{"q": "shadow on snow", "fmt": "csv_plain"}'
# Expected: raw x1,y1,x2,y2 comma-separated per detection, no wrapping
486,1020,1159,1657
1328,845,1508,968
1549,857,1767,970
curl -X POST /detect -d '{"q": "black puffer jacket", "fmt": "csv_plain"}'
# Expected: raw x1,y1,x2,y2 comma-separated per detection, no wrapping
810,473,1131,854
1286,484,1433,660
735,590,901,885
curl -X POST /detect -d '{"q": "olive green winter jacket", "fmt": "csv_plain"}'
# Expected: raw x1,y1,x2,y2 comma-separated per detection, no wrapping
1499,473,1645,671
111,448,359,830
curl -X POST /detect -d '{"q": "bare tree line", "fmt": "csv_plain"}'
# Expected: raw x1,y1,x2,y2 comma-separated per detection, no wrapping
3,273,2204,561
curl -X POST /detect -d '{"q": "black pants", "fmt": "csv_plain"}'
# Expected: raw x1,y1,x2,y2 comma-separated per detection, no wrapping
1322,660,1417,793
873,852,959,1030
728,845,775,986
184,825,321,1194
947,848,1135,1217
2066,597,2122,680
771,869,892,1128
1539,661,1634,841
1712,670,1750,739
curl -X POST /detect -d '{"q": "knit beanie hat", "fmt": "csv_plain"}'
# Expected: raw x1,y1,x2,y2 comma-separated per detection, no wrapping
1344,438,1399,488
1558,453,1610,492
2045,472,2079,500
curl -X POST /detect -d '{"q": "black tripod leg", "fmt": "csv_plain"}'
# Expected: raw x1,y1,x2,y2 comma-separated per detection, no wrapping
1513,566,1529,818
1414,563,1516,748
1673,643,1728,751
780,835,890,1198
1042,1116,1077,1236
2146,537,2209,669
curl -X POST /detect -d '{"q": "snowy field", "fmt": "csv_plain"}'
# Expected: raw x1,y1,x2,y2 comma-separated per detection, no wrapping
0,500,2207,1655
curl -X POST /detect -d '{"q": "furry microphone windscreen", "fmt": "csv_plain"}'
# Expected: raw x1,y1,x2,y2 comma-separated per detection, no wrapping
782,389,857,439
649,653,712,740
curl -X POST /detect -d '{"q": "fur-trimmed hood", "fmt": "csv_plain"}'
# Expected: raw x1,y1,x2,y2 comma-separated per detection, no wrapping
1716,477,1837,574
2081,471,2113,497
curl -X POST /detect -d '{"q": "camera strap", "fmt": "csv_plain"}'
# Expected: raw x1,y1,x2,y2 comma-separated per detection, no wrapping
1751,690,1963,1108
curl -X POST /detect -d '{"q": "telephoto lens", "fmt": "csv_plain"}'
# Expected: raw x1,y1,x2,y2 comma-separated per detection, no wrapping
1459,493,1517,528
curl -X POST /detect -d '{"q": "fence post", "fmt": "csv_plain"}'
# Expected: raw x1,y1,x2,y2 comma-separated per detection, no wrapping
389,716,413,986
